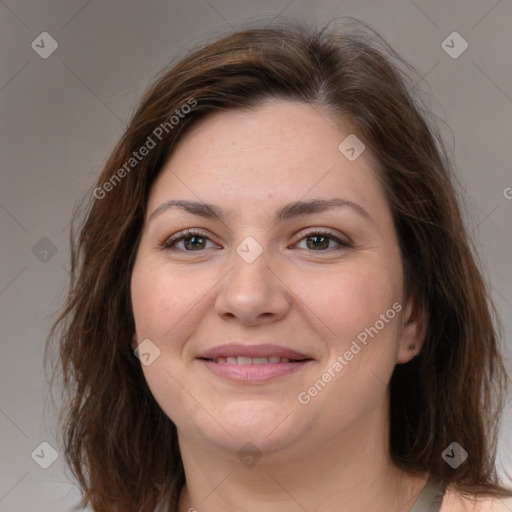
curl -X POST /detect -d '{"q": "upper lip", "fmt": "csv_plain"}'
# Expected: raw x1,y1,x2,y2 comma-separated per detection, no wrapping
198,343,312,360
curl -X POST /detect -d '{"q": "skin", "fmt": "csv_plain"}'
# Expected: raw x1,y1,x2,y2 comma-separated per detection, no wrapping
130,99,432,512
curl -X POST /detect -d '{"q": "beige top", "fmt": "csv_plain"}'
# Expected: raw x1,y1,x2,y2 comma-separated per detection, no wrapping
410,479,446,512
409,480,512,512
440,487,512,512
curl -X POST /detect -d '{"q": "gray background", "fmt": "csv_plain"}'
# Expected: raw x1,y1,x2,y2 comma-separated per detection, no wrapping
1,1,511,511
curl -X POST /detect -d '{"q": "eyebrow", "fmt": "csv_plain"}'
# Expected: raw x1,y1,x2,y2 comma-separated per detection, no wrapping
148,198,373,224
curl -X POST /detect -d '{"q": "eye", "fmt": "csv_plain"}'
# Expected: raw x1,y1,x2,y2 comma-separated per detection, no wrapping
162,228,351,253
162,229,219,251
294,229,350,252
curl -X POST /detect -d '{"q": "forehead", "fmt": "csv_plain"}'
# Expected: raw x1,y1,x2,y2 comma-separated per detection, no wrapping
147,100,385,220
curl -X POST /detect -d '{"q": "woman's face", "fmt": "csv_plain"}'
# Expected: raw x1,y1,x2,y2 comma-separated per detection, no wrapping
130,100,420,458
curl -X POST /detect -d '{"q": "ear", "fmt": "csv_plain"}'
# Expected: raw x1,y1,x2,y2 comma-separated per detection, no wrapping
396,294,425,364
131,333,138,351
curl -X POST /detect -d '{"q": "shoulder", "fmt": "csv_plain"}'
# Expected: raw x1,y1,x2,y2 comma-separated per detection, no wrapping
440,486,512,512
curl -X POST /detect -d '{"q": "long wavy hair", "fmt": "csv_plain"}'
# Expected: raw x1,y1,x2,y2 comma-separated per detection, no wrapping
46,19,512,512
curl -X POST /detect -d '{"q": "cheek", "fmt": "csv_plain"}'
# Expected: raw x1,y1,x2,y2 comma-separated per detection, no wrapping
130,262,206,423
297,265,402,426
131,259,206,341
289,262,401,347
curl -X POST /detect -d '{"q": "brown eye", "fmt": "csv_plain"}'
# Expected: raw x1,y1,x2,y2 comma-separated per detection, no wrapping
306,234,330,250
163,230,217,251
180,235,207,250
295,230,350,252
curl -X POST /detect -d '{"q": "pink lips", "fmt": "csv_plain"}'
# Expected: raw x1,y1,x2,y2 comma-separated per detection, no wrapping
197,343,313,383
198,343,310,360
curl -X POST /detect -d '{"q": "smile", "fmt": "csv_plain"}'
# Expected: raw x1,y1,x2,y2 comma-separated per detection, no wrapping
196,343,314,382
203,356,299,364
198,357,313,382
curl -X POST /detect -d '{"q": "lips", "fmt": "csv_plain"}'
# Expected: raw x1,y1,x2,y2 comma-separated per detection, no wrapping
197,343,314,382
207,356,294,364
198,343,311,361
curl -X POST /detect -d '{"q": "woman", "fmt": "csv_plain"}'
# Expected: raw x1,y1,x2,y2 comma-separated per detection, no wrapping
48,20,512,512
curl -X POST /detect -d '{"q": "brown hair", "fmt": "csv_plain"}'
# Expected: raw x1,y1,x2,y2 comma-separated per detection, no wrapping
46,19,511,512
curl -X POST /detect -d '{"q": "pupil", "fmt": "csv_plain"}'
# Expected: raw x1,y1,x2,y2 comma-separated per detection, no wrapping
186,236,204,250
308,235,328,250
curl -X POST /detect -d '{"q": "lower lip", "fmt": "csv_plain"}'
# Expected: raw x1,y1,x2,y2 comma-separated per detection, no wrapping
199,360,312,382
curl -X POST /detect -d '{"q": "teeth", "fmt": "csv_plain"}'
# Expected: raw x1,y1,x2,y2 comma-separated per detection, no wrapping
212,356,295,364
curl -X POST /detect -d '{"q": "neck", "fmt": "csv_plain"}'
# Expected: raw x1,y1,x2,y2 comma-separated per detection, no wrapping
176,394,428,512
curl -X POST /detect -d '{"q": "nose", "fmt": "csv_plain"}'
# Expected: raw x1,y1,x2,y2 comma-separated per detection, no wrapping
214,245,291,326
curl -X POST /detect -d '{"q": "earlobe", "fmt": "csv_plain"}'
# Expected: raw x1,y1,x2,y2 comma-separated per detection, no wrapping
396,295,425,364
131,333,138,351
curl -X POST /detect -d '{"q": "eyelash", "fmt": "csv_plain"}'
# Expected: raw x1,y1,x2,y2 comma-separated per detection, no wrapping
162,228,351,253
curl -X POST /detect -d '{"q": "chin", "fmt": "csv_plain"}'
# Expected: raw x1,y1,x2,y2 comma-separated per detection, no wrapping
186,400,304,455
